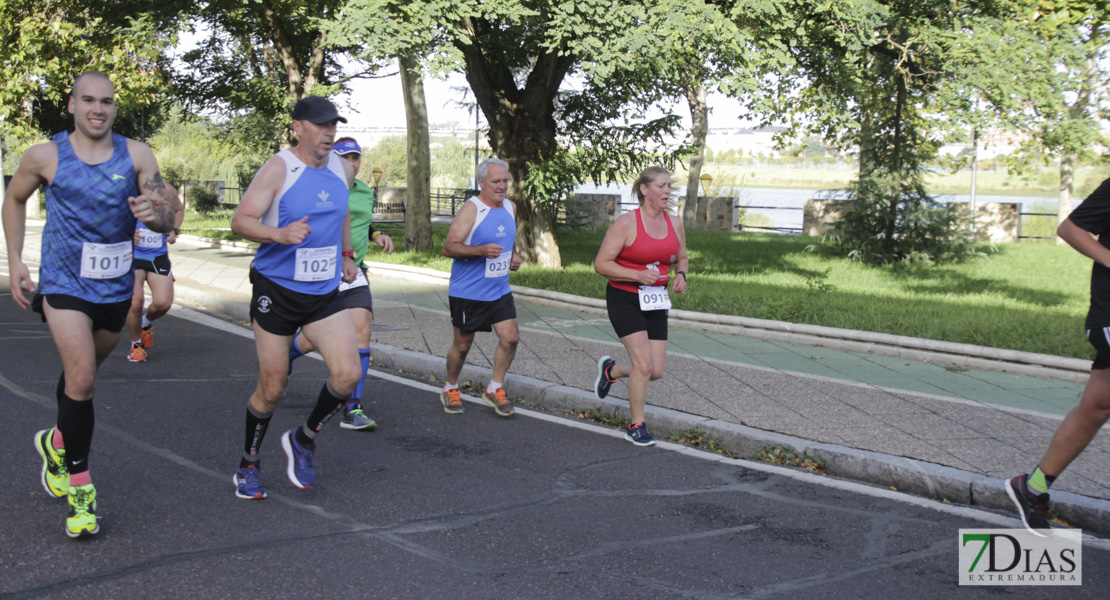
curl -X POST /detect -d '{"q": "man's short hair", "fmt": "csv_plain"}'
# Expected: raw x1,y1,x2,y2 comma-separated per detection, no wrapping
70,71,113,100
476,157,509,186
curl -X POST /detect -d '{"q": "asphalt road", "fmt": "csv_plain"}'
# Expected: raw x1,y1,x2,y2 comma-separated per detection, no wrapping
1,269,1108,599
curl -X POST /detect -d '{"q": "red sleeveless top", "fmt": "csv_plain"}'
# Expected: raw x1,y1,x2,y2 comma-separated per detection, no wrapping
609,208,680,293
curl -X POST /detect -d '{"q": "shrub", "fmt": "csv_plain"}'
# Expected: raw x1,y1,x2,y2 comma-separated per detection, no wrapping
189,184,221,215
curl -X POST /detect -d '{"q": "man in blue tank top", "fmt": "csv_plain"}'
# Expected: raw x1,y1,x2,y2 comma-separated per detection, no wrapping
126,201,184,363
228,96,361,500
2,71,180,538
440,158,522,418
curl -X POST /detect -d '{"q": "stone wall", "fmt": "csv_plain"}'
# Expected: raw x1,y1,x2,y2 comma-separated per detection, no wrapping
802,199,1020,242
564,193,621,229
948,202,1019,243
802,199,855,236
694,196,737,231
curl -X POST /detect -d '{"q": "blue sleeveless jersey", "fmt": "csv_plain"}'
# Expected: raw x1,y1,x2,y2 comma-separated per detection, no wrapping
39,132,139,303
133,219,167,260
251,150,349,294
448,197,516,301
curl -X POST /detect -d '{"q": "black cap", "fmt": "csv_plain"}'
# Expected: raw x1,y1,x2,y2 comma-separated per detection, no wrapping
291,96,347,124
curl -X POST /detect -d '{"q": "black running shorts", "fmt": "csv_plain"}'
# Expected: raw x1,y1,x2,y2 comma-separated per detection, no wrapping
449,292,516,333
1088,327,1110,370
249,267,347,336
134,253,172,277
32,294,130,333
339,267,373,312
606,285,668,341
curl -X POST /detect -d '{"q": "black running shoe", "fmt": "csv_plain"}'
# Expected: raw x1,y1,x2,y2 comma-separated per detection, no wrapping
1006,474,1053,537
625,422,656,447
595,356,616,400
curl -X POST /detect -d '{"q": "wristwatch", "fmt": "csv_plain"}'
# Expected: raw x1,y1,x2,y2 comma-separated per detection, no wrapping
676,270,686,278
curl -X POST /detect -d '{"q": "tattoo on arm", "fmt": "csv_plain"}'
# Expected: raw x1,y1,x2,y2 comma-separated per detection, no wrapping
144,172,176,232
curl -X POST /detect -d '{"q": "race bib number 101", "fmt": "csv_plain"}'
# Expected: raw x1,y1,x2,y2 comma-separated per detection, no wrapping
80,241,132,279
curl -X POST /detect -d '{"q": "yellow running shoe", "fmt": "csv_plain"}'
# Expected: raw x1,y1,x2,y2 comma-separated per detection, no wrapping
34,428,68,498
66,483,99,538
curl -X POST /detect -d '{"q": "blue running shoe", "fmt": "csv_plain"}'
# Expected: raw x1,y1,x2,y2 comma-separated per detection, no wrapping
281,429,314,489
234,465,267,500
625,422,656,447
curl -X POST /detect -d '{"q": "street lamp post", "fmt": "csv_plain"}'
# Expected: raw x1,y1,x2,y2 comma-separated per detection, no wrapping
699,173,713,196
371,166,384,212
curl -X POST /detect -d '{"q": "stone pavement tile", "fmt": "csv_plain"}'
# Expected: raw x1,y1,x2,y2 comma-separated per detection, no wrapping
962,369,1051,387
990,435,1057,455
940,437,1030,477
930,404,1061,437
168,256,206,280
833,428,978,472
848,376,956,398
739,418,845,445
822,387,933,414
792,405,889,430
883,412,983,440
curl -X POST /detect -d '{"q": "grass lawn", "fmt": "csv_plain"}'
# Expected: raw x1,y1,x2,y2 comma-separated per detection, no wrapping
182,213,1095,361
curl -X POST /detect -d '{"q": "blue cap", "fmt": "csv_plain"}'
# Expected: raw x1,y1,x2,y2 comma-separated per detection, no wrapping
333,139,361,156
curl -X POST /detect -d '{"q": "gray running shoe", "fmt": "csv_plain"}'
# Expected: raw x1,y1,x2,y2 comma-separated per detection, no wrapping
340,408,377,430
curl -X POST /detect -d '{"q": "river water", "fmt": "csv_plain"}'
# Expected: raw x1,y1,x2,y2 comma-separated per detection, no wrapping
575,183,1061,231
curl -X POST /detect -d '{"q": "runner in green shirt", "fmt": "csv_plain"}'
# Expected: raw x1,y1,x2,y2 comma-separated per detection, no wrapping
288,137,394,430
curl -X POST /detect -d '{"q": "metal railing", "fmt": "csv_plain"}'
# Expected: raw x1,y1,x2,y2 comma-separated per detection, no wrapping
736,204,804,234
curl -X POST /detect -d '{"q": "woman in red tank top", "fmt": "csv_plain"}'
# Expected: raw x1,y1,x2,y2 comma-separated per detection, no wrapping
592,166,689,446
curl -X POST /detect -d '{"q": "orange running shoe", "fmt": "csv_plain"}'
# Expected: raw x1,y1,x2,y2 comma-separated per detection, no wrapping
128,343,147,363
440,388,464,414
139,326,153,349
482,387,514,417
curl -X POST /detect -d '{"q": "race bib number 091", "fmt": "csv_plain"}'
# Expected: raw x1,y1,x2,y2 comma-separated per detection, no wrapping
486,253,510,278
638,285,671,311
80,241,132,279
295,246,337,282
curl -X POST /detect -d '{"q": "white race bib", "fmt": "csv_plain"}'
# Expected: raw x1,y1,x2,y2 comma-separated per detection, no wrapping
485,252,511,278
80,241,132,279
294,246,337,282
338,268,368,292
136,230,163,249
638,285,671,311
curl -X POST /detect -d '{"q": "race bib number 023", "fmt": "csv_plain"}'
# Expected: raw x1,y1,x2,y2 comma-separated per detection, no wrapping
80,241,132,279
295,246,337,282
486,252,511,278
638,285,671,311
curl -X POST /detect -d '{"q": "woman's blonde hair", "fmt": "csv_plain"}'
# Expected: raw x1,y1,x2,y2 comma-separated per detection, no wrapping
632,166,671,205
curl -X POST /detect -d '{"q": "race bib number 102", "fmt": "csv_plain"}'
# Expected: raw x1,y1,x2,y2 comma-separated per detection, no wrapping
295,246,337,282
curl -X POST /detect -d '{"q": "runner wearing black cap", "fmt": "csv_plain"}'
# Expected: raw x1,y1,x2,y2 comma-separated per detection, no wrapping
228,96,362,499
289,136,394,431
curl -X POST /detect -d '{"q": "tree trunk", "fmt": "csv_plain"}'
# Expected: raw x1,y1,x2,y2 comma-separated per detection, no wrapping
398,53,432,251
454,19,572,268
684,82,708,229
1057,48,1098,240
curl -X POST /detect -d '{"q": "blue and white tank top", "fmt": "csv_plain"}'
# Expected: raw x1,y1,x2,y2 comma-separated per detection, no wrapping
448,196,516,301
39,132,139,303
133,219,167,260
251,150,349,294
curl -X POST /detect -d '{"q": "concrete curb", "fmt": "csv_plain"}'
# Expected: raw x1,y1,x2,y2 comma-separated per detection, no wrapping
362,339,1110,537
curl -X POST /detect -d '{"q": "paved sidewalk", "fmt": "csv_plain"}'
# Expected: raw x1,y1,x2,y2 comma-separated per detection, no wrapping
6,224,1110,534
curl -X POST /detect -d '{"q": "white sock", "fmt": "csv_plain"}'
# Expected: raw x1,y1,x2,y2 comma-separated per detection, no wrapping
141,314,152,329
486,381,503,394
444,382,459,392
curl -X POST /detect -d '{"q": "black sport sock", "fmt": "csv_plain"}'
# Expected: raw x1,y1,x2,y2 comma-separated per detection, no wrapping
297,383,347,448
242,404,273,469
56,388,94,476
